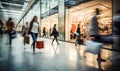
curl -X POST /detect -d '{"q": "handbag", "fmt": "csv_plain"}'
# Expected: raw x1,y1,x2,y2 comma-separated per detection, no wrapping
24,35,30,44
85,40,103,54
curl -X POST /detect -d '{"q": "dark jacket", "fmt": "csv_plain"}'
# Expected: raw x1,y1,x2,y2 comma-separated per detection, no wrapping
76,26,81,36
52,27,58,36
6,20,14,32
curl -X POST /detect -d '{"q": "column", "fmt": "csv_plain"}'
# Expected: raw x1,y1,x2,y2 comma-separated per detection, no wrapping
58,0,65,40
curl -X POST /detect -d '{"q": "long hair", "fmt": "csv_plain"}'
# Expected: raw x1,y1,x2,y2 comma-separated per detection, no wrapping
30,16,37,24
28,16,37,34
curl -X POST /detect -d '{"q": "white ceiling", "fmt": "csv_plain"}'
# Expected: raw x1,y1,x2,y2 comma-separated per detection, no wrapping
0,0,30,24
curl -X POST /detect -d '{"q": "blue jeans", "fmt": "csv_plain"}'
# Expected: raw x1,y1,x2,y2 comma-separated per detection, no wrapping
31,32,38,49
9,32,12,45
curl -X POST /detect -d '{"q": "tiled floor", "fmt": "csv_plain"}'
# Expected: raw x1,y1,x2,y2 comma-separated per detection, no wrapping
0,33,120,71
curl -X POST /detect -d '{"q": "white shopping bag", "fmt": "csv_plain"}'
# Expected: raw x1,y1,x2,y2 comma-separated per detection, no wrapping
74,32,80,36
85,40,103,54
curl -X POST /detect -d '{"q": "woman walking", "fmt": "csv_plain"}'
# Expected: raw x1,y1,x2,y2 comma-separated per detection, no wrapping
28,16,40,53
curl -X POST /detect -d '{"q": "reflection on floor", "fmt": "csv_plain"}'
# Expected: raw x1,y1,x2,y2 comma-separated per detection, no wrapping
0,33,120,71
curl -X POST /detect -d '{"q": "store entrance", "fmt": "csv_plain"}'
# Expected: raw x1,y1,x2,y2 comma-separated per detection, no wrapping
66,2,112,43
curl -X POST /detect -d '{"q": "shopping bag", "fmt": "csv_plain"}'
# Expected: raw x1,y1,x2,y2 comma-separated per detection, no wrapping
75,32,80,36
11,30,17,39
36,41,44,49
24,35,29,44
85,40,103,54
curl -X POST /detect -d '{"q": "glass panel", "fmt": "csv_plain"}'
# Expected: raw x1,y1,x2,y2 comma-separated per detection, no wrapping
23,0,40,27
65,0,112,42
58,0,65,40
40,0,58,38
16,19,24,32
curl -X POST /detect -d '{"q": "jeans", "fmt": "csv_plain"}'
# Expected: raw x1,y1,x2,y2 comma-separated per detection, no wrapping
31,32,38,50
9,32,12,45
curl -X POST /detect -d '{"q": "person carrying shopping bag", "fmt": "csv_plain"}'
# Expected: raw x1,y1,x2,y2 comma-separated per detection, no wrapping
84,8,120,62
84,8,112,61
28,16,40,53
6,18,15,47
75,24,83,46
22,22,29,46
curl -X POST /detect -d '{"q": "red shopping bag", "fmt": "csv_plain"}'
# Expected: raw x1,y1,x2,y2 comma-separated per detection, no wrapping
36,41,44,49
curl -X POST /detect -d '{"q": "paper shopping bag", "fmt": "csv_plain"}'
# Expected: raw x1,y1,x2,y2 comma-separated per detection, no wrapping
36,41,44,49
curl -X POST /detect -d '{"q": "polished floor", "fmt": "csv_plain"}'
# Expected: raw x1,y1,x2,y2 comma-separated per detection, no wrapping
0,33,120,71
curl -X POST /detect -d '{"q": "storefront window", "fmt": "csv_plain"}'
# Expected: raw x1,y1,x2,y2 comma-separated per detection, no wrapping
40,0,58,37
18,0,112,42
65,0,112,42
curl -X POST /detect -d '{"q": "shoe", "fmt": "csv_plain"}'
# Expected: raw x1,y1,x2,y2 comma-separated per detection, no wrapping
97,58,106,62
33,50,35,54
57,43,60,45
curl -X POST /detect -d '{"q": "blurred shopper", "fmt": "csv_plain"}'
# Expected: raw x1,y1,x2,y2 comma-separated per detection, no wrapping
86,10,105,61
84,8,112,61
43,27,46,37
0,19,4,37
23,22,29,45
51,24,59,45
75,24,82,46
6,18,15,47
85,8,120,62
28,16,40,53
111,10,120,62
22,22,29,37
